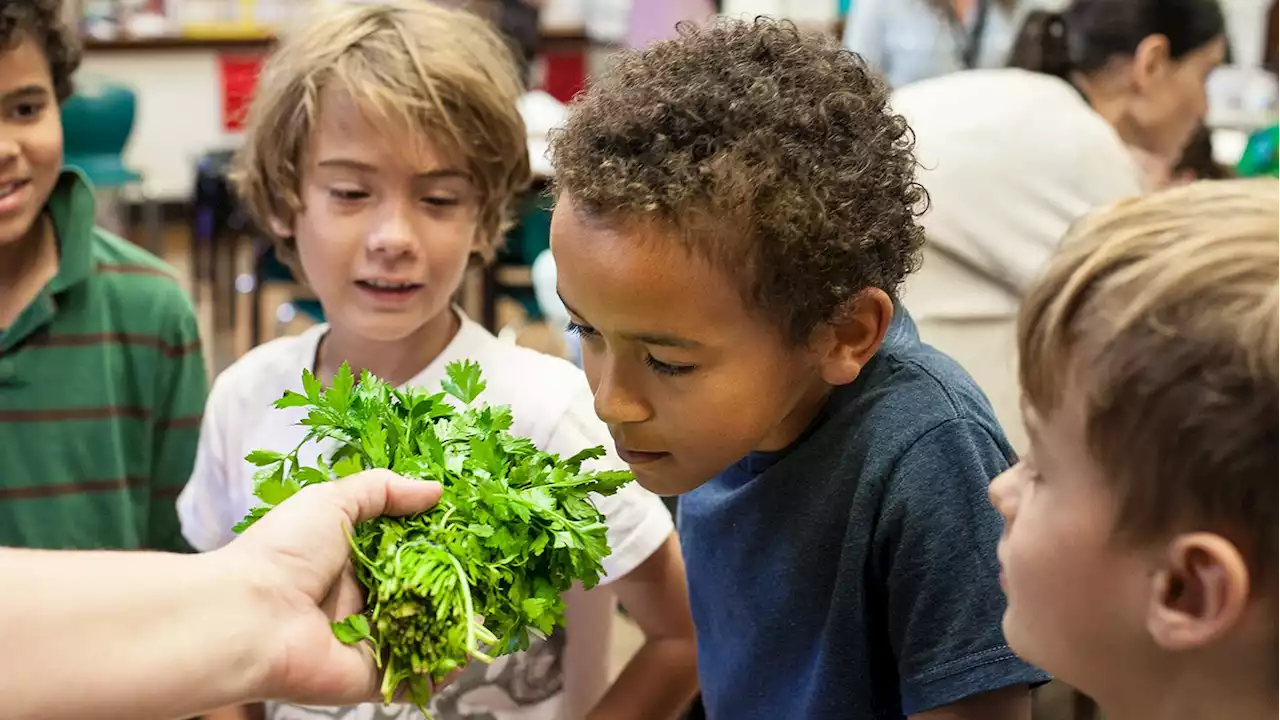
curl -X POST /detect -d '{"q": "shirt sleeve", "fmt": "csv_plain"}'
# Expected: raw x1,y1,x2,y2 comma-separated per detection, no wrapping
874,417,1050,714
175,374,240,553
542,384,674,585
148,295,208,554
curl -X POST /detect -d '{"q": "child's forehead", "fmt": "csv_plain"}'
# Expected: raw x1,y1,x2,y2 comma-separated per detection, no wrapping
308,84,467,173
0,36,53,89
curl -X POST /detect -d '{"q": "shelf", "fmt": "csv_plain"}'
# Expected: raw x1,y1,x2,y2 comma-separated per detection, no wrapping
83,35,277,52
84,27,607,54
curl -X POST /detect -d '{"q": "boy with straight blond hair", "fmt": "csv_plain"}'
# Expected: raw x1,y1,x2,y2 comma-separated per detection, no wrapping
177,3,697,720
989,178,1279,720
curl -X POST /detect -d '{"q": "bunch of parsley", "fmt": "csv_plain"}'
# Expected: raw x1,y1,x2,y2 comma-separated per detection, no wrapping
233,360,633,711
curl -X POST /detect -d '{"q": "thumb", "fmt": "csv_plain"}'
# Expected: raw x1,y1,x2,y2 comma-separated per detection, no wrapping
324,470,443,526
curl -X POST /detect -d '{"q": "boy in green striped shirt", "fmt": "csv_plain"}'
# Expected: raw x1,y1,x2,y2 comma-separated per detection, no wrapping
0,0,207,551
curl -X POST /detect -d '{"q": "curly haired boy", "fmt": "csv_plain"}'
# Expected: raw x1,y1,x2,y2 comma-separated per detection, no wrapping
549,17,1048,719
0,2,206,552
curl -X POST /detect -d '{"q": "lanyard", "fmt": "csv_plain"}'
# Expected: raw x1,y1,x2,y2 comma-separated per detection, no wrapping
945,0,992,69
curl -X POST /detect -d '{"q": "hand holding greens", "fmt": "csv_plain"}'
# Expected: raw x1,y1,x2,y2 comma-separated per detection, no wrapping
233,361,634,711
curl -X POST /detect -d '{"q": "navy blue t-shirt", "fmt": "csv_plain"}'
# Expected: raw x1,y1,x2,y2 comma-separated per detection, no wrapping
678,309,1049,719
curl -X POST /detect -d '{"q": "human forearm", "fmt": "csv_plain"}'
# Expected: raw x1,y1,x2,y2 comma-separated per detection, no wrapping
1,547,270,720
586,637,699,720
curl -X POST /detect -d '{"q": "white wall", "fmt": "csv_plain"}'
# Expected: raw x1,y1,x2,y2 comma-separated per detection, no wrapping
80,50,242,202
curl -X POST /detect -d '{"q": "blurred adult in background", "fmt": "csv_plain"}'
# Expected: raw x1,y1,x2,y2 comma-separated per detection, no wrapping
891,0,1226,451
842,0,1054,87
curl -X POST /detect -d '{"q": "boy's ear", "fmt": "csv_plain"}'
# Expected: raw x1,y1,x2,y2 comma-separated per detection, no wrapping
813,288,893,387
268,216,292,238
1146,533,1250,652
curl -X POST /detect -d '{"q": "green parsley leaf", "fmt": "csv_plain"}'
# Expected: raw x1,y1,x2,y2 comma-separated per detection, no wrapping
332,613,373,645
441,360,485,405
245,449,284,467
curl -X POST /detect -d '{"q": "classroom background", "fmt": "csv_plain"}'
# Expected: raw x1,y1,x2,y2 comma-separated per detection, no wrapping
39,0,1280,718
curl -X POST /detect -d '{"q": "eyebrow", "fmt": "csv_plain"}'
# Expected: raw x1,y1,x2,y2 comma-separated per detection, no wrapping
1,85,50,103
315,158,469,180
559,295,704,349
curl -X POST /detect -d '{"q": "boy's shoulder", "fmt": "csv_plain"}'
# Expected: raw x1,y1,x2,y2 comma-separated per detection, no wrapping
85,227,198,330
826,309,1014,470
209,327,320,414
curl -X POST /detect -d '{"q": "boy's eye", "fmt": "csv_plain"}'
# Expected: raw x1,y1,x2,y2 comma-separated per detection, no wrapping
422,196,460,208
8,101,46,122
329,188,369,201
644,355,696,377
565,321,598,339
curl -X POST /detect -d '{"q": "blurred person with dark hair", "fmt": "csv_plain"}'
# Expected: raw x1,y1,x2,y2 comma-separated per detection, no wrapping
890,0,1226,452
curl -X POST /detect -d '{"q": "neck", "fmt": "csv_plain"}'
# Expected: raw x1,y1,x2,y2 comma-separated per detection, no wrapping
315,308,461,388
1101,664,1278,720
0,213,54,287
0,214,58,328
755,375,834,453
1073,72,1145,150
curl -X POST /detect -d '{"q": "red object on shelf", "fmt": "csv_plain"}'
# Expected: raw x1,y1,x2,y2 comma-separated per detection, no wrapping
541,49,587,104
219,53,266,132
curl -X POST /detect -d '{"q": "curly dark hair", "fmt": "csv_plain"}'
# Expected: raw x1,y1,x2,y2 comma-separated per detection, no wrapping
549,17,925,342
1,0,82,102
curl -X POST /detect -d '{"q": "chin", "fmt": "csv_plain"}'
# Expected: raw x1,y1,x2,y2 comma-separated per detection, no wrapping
348,309,446,342
630,463,707,498
0,214,38,246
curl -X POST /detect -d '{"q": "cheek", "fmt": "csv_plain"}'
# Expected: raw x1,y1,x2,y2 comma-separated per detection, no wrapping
292,206,356,293
28,116,63,183
423,219,477,280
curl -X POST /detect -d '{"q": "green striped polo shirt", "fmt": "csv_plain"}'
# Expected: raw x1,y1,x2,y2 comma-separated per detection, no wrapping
0,169,208,551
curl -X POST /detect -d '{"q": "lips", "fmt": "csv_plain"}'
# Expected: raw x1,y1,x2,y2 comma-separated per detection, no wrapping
356,279,422,291
615,443,670,466
353,278,425,306
0,179,32,217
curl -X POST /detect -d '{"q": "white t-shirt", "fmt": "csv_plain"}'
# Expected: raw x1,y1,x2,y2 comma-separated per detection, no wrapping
177,312,674,720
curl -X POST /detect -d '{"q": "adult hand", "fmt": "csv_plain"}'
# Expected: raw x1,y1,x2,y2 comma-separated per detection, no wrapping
217,470,443,707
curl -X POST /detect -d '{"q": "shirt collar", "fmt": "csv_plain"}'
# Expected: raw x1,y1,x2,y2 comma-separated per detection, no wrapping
45,167,97,293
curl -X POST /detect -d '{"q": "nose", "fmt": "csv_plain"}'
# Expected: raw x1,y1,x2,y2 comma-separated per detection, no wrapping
366,199,416,258
591,356,652,426
0,136,18,164
988,465,1020,524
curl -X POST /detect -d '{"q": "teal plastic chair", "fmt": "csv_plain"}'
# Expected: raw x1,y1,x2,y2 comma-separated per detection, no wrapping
1237,123,1279,178
60,77,142,188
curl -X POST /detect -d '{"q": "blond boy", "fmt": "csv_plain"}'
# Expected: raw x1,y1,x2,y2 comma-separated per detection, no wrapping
989,178,1278,720
176,3,697,719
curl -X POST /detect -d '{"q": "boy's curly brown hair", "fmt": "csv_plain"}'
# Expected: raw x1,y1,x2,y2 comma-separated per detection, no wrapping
0,0,82,102
549,17,926,342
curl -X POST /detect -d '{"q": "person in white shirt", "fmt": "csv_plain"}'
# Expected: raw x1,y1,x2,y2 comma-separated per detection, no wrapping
175,4,698,720
892,0,1227,450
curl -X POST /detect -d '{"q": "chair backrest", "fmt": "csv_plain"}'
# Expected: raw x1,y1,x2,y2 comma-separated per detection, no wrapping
60,77,141,187
1238,124,1279,178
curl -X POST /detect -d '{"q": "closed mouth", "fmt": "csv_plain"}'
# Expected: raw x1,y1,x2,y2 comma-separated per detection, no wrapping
615,444,670,464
